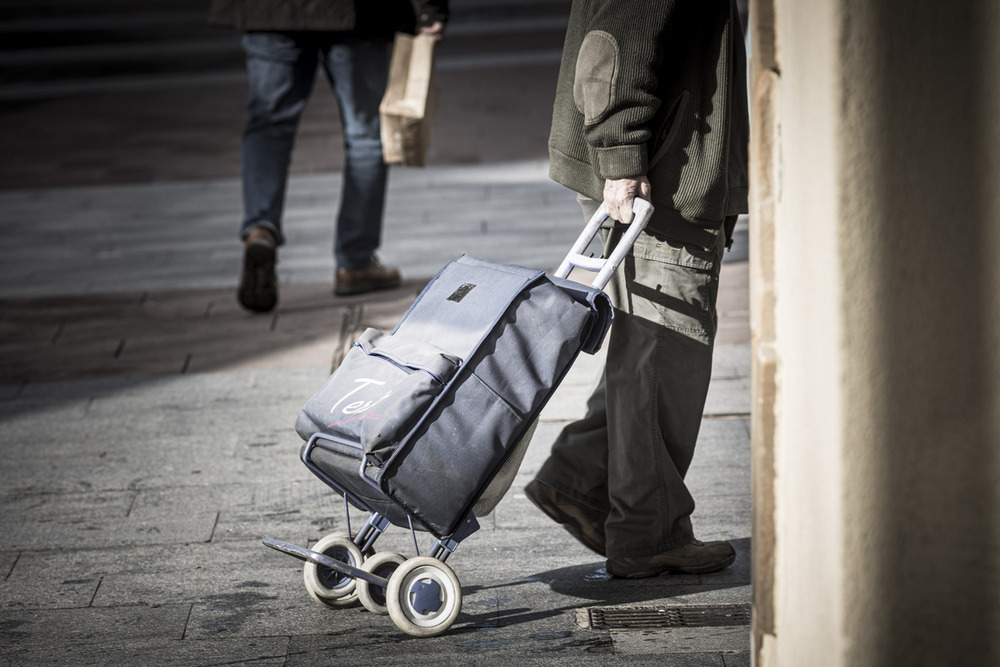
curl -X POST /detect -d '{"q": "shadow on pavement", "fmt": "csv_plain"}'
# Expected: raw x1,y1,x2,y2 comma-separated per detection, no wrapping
0,280,428,390
456,537,752,630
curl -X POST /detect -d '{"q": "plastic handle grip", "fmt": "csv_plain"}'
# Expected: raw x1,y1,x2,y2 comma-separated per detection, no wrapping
554,198,654,290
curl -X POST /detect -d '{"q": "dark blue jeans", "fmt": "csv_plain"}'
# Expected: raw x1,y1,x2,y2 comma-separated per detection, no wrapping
240,31,391,270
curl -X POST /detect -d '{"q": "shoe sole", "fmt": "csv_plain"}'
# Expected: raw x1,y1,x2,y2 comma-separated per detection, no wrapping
238,241,277,312
607,551,737,578
525,481,606,556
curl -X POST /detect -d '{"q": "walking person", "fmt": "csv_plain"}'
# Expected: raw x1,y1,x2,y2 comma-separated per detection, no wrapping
526,0,750,578
209,0,449,312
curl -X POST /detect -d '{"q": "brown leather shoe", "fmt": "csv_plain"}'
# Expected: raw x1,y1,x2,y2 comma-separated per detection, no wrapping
334,257,401,296
606,539,736,578
525,479,607,555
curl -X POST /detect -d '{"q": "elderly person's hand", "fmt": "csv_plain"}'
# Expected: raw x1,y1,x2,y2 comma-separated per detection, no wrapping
603,176,651,224
419,21,446,39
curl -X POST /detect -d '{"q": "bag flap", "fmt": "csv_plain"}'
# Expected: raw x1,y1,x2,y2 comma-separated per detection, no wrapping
392,255,545,361
355,329,461,380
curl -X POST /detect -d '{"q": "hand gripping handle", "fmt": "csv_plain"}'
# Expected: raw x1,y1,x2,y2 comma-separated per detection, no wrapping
554,198,654,290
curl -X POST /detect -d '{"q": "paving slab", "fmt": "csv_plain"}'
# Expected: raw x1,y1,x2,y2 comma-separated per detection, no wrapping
0,576,101,612
2,510,218,552
0,604,191,651
1,635,290,667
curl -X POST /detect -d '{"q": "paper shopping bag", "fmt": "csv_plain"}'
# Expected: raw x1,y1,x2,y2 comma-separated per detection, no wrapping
379,32,438,167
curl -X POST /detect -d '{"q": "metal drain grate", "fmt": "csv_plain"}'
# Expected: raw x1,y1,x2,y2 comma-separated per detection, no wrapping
587,604,751,630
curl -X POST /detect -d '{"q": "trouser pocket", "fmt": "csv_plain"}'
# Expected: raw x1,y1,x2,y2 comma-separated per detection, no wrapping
603,227,723,343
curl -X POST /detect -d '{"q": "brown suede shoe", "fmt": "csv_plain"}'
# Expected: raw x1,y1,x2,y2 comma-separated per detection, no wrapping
606,539,736,578
525,479,607,555
334,257,401,296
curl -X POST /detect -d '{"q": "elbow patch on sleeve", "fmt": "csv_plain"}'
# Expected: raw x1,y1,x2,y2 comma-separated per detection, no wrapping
573,30,619,126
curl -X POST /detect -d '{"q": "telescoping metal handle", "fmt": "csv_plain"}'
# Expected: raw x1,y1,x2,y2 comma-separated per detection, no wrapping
554,198,654,290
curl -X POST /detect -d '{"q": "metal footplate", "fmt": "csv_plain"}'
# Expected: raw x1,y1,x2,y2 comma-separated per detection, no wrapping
261,536,388,588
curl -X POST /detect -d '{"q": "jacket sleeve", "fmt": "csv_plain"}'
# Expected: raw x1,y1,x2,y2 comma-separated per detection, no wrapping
573,1,678,180
411,0,449,26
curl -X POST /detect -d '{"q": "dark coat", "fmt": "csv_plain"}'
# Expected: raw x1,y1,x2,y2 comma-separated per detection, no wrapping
548,0,749,248
208,0,449,39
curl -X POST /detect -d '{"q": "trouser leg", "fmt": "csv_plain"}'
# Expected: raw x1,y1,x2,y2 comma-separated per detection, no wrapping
535,372,612,512
240,32,319,245
537,196,725,557
603,304,713,555
322,37,391,270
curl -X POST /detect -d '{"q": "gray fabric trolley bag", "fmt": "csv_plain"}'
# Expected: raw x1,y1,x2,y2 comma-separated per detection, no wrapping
263,200,653,637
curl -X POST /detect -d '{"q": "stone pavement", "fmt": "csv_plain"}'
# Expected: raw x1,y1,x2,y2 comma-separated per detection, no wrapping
0,1,751,664
0,176,752,665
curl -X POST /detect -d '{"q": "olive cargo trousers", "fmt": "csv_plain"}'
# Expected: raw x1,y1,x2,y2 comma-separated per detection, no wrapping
534,197,726,558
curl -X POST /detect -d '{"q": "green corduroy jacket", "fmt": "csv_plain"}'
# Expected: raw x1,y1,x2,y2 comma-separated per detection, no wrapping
208,0,449,39
548,0,749,248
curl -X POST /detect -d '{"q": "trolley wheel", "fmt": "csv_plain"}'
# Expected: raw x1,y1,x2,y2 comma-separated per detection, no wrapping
303,532,363,608
357,552,406,615
386,556,463,637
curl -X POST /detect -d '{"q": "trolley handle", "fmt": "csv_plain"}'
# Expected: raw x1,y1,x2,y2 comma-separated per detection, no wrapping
554,198,654,290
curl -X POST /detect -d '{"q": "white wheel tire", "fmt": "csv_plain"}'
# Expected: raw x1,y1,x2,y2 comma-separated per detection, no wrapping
386,556,463,637
307,585,359,609
357,552,406,615
303,532,363,608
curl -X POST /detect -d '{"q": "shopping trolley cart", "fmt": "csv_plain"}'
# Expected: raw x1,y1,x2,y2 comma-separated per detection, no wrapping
263,200,653,637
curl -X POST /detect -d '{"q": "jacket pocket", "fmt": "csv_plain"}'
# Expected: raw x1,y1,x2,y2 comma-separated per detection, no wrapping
648,89,690,169
297,328,461,466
